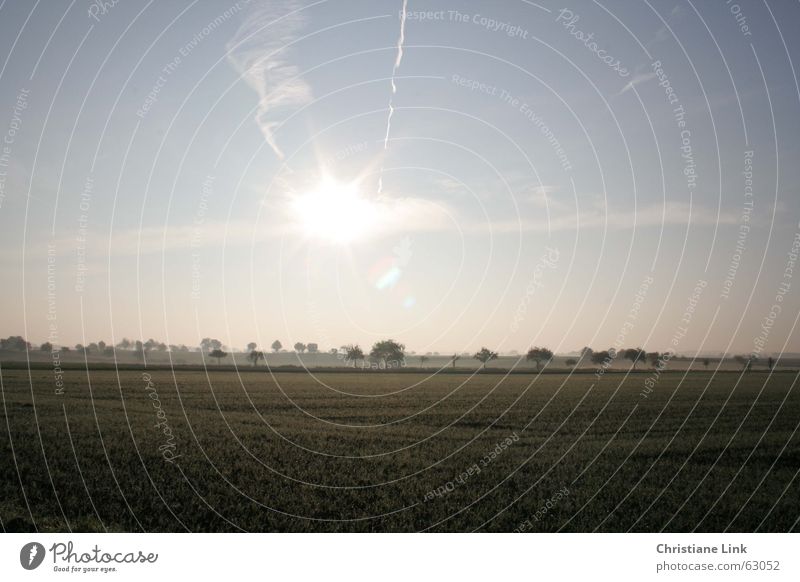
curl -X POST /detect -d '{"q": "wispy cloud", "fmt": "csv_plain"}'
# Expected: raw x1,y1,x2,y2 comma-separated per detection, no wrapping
226,0,312,160
647,3,687,49
618,71,657,95
466,202,740,234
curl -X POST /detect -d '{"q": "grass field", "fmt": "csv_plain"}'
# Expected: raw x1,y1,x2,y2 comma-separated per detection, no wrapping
1,367,798,532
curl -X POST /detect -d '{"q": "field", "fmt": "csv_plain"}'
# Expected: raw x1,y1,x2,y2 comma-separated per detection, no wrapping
1,366,798,532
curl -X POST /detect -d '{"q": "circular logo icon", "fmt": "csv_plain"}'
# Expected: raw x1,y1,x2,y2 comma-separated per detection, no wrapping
20,542,46,570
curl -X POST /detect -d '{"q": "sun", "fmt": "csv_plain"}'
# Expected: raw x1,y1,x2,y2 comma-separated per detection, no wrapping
291,176,377,244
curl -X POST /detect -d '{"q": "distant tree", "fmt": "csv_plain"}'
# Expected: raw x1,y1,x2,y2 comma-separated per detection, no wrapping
733,354,757,371
144,338,158,351
134,341,145,361
200,338,213,351
1,336,31,351
370,339,405,369
97,341,106,352
209,348,227,365
61,346,71,352
343,344,364,368
103,346,115,357
579,347,593,367
768,356,775,371
294,342,306,353
474,347,498,369
526,346,553,371
116,338,131,350
747,355,758,371
450,354,460,368
40,342,53,352
271,340,282,353
248,350,265,366
419,355,429,367
565,358,578,367
75,343,85,353
647,352,661,368
329,348,338,355
591,350,612,365
307,343,319,354
703,358,710,370
247,342,257,352
157,343,167,352
624,348,646,369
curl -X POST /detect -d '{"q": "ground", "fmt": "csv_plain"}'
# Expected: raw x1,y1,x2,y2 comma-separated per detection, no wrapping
1,367,797,532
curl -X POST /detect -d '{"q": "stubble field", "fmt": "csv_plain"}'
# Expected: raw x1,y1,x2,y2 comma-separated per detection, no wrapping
1,367,798,532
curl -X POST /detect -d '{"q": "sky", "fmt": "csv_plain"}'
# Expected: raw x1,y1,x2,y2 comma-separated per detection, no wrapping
0,0,799,356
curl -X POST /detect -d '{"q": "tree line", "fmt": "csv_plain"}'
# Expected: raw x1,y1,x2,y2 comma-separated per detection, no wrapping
0,335,778,371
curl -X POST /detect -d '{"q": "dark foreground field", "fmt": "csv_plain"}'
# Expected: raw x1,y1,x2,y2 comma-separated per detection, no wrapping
1,367,798,532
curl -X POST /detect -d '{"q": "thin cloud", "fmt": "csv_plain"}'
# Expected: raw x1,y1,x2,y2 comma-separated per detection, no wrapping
618,71,657,95
465,202,740,234
226,0,312,160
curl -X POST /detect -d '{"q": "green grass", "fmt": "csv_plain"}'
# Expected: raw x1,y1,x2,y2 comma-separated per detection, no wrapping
1,368,798,532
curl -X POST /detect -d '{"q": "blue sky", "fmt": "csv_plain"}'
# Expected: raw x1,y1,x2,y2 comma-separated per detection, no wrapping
1,0,799,356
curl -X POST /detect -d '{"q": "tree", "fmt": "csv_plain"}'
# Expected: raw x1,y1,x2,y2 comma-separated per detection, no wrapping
419,355,429,367
271,340,282,353
103,346,115,357
294,342,306,353
703,358,710,370
1,336,30,351
768,356,775,371
40,342,53,352
526,346,553,372
565,358,577,367
579,347,593,367
247,342,257,352
624,347,646,369
134,341,145,361
450,354,460,368
591,350,612,365
474,347,498,369
647,352,661,368
97,341,106,352
343,344,364,368
248,350,264,366
209,348,227,365
200,338,213,351
329,348,338,355
369,339,405,369
307,343,319,354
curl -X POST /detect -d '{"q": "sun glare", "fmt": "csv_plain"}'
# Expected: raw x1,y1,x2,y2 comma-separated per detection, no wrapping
291,177,377,244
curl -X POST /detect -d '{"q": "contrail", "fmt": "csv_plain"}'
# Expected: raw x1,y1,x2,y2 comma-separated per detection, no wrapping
378,0,408,195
